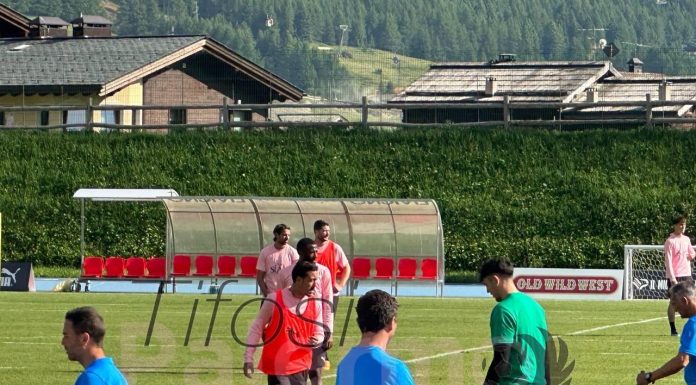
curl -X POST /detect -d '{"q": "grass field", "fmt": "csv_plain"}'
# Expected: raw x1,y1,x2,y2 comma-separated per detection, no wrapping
0,292,685,385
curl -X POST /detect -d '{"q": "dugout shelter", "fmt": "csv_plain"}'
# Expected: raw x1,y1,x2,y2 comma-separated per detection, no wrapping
162,196,445,296
74,192,445,296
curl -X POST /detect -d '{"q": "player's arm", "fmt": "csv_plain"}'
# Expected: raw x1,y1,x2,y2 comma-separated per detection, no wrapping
321,273,334,349
255,253,270,296
484,343,512,385
243,295,276,377
637,352,688,384
335,248,351,292
664,245,677,283
256,270,269,297
545,340,551,385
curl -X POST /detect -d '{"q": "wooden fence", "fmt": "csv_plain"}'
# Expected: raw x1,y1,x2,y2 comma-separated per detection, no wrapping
0,94,694,131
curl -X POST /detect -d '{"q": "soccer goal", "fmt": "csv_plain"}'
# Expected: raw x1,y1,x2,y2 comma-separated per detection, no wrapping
623,245,670,300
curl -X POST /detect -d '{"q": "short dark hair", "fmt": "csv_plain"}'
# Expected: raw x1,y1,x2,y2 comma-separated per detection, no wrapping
673,215,688,225
479,258,514,282
313,220,329,231
65,306,106,347
296,237,315,254
291,260,318,282
356,289,399,333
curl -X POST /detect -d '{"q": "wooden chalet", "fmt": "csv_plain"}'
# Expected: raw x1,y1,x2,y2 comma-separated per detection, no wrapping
392,55,696,124
390,57,621,123
0,35,304,128
564,72,696,119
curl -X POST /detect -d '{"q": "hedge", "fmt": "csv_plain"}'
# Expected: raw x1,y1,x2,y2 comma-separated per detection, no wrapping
0,127,694,271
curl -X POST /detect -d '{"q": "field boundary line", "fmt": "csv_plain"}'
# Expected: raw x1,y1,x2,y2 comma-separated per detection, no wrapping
566,316,665,336
325,315,666,379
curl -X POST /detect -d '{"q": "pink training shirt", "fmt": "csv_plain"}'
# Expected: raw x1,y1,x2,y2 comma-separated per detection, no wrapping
279,261,334,333
257,244,300,293
664,233,695,282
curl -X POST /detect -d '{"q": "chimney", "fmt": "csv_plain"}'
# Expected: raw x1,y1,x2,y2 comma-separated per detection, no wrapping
29,16,69,38
627,57,644,73
659,80,671,101
586,88,598,103
485,77,498,96
71,15,113,37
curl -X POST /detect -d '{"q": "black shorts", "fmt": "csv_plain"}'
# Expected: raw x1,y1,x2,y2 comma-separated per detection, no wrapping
667,276,694,291
267,371,308,385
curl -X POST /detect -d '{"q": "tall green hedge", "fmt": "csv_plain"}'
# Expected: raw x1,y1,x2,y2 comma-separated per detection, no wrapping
1,128,694,271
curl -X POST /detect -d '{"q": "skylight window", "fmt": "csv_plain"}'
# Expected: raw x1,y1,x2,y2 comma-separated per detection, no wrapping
9,44,30,52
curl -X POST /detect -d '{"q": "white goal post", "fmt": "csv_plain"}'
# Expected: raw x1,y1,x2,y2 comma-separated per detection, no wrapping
623,244,675,300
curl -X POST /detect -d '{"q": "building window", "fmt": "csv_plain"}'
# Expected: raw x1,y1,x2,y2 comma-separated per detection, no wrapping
169,108,186,124
230,110,252,122
101,110,120,125
39,110,49,126
63,110,86,131
0,111,4,126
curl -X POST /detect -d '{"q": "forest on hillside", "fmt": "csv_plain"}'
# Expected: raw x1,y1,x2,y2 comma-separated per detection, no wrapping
6,0,696,97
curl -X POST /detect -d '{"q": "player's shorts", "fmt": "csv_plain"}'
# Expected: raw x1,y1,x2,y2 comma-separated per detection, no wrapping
667,276,694,291
268,370,308,385
310,346,327,370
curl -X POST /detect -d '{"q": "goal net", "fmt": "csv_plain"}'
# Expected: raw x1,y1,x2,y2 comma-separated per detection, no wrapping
624,245,672,300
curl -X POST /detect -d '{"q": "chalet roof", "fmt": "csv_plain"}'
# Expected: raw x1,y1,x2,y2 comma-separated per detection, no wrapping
70,15,113,26
0,35,303,100
30,16,69,26
571,76,696,116
390,61,620,104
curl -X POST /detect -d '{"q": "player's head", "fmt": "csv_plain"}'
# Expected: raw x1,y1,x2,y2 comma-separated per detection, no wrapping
272,224,291,245
356,289,399,339
672,215,687,234
313,219,330,241
669,280,696,318
62,306,106,362
296,237,317,262
291,260,319,296
479,258,515,302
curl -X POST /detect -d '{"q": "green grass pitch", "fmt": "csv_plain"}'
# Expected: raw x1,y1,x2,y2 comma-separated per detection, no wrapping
0,292,685,385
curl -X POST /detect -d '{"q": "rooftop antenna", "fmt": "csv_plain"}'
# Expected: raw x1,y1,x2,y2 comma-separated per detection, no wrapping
578,27,608,60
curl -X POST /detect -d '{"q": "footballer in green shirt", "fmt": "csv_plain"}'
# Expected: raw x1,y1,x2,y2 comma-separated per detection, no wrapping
480,258,549,385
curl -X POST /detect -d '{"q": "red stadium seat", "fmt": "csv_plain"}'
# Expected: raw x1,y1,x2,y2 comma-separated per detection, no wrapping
103,257,125,278
239,256,258,277
397,258,417,279
124,257,146,278
351,258,371,279
171,254,191,276
146,257,166,278
217,255,237,277
193,255,213,276
82,256,103,278
421,258,437,280
375,258,394,279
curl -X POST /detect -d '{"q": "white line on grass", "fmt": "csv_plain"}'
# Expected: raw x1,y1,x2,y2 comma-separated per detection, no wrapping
324,315,666,379
566,316,665,336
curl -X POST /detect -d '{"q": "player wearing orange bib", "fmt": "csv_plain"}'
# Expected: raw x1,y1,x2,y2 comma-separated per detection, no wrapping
313,220,350,373
244,261,323,385
313,220,351,299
